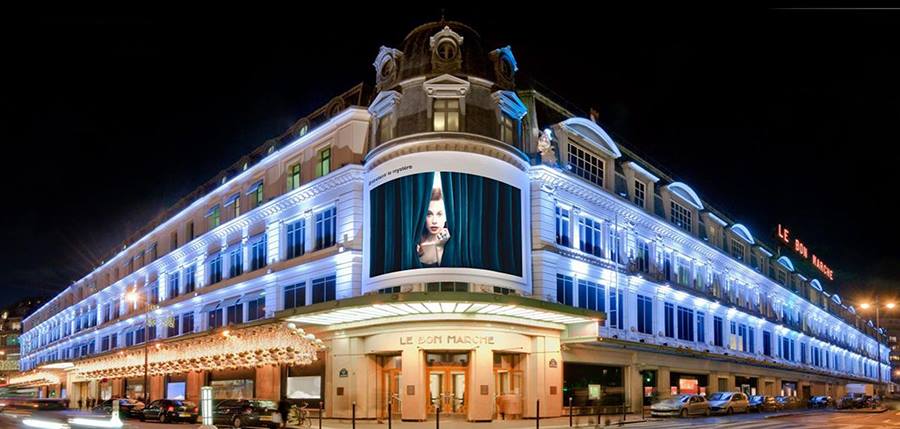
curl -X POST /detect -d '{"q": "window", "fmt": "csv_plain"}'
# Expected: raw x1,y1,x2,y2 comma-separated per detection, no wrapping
378,112,395,142
609,228,622,263
148,282,159,305
134,327,145,344
730,239,745,262
635,240,650,273
500,114,516,145
379,286,402,294
125,331,134,347
251,181,264,208
664,303,675,338
208,308,223,330
577,280,604,312
184,265,196,293
713,316,724,347
315,147,331,177
226,302,242,325
556,274,574,306
283,283,306,310
637,294,653,334
670,201,692,233
697,312,705,343
763,330,772,356
247,296,266,321
578,216,602,257
609,289,623,329
748,326,755,353
208,254,223,285
182,312,194,335
568,144,604,187
187,221,195,241
101,336,109,352
170,231,178,251
286,219,306,259
315,207,337,249
426,282,468,292
555,206,571,247
433,99,460,131
229,245,243,277
730,321,737,349
677,306,694,341
633,180,646,208
311,275,336,304
250,235,267,271
167,317,180,338
208,205,221,230
287,164,301,191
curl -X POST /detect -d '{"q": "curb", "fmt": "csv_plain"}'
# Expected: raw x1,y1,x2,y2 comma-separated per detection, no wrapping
834,408,889,414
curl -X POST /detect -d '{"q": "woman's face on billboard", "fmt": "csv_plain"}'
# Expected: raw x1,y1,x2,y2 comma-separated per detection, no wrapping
426,198,446,234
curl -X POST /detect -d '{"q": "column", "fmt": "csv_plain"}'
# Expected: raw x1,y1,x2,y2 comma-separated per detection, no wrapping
255,364,282,401
656,367,671,399
186,371,205,405
624,365,643,416
399,348,425,421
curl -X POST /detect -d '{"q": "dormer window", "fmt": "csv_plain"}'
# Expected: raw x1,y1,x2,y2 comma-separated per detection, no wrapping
500,114,515,145
633,179,646,208
433,99,460,131
378,111,396,142
568,143,604,187
670,201,692,233
730,238,745,262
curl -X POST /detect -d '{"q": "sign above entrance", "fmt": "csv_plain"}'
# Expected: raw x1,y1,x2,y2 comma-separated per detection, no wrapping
400,335,494,346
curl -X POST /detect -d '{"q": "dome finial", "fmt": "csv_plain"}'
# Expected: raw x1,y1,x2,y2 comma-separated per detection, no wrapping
440,8,446,24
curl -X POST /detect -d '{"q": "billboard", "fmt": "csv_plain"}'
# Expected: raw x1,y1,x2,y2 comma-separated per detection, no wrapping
369,171,522,277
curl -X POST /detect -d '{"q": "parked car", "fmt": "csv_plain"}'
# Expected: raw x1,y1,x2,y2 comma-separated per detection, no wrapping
838,393,867,409
707,392,750,414
747,395,781,412
775,395,801,410
140,399,198,423
92,398,144,418
213,399,281,429
807,395,833,409
650,394,710,417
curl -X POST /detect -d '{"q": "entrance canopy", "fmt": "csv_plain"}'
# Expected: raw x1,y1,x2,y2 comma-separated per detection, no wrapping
278,292,604,328
8,370,61,387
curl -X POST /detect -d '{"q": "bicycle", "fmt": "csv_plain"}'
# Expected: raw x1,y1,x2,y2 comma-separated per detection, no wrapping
288,403,312,429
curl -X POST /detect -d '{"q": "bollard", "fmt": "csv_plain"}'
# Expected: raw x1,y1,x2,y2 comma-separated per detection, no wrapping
568,397,573,427
388,400,392,429
622,402,626,422
319,401,323,429
436,406,440,429
536,399,540,429
352,402,356,429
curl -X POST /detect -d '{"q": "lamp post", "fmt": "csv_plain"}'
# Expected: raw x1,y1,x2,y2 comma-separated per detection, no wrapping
859,298,896,396
126,291,173,404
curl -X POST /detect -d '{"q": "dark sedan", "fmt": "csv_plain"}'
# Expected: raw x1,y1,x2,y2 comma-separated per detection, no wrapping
748,395,781,412
140,399,198,423
213,399,281,429
807,395,833,409
91,399,144,419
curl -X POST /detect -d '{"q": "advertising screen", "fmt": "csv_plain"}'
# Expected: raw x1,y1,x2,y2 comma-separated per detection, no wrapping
369,171,522,277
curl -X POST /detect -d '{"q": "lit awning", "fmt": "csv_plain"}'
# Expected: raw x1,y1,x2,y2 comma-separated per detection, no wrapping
278,292,603,328
220,296,240,308
8,371,61,387
201,301,220,312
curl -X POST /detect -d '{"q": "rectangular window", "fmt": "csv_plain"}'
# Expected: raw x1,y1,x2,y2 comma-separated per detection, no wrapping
170,231,178,251
208,254,223,285
748,326,755,353
636,240,650,273
226,303,242,325
425,282,468,292
670,201,692,233
556,274,574,306
134,327,145,344
181,312,194,335
731,239,745,262
250,234,268,271
101,336,109,352
166,272,179,299
125,332,134,347
311,275,337,304
316,147,331,177
208,308,223,330
184,265,196,293
633,180,646,208
664,303,675,338
148,282,159,305
714,316,724,347
287,163,301,191
232,195,241,219
286,219,306,259
229,245,243,277
208,205,221,230
578,216,602,257
167,316,180,338
568,143,604,187
697,312,706,343
283,283,306,310
763,330,772,356
637,295,653,334
187,221,195,241
677,306,694,341
739,324,748,352
315,207,337,249
555,206,571,247
608,228,621,263
378,112,395,143
251,181,264,208
500,114,515,145
609,289,623,329
433,99,460,132
247,296,266,321
576,280,605,312
730,321,738,349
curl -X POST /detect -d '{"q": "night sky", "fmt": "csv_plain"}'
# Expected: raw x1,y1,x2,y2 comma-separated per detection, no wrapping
2,9,899,310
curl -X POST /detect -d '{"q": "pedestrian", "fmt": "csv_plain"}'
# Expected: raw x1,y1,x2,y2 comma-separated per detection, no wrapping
77,398,83,410
278,398,289,428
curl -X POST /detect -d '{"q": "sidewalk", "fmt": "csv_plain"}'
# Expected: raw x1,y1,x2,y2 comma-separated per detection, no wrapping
289,414,651,429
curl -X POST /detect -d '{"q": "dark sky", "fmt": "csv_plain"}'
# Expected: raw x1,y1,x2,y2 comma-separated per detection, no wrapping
2,9,899,309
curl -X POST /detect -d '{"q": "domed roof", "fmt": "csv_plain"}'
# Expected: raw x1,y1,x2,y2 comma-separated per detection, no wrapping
397,20,493,82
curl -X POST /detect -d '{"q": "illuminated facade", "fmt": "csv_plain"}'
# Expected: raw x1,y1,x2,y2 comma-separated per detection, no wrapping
18,21,889,421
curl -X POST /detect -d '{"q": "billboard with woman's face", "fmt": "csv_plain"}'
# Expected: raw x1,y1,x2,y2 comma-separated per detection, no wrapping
368,171,523,277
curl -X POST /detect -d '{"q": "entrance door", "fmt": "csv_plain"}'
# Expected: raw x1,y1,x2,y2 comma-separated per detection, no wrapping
382,368,401,418
427,368,467,415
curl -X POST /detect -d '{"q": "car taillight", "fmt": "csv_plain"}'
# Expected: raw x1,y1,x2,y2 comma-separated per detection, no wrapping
243,407,252,414
168,406,175,412
194,407,199,413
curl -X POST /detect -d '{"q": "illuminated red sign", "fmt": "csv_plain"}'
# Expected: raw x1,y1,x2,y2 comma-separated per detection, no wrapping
776,224,834,281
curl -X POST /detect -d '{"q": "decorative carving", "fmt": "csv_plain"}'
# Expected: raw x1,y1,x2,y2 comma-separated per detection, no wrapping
429,26,464,74
490,46,518,89
373,46,403,92
537,129,557,165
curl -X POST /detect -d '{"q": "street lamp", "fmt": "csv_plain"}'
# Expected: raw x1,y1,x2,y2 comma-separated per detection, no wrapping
126,291,150,404
858,297,896,395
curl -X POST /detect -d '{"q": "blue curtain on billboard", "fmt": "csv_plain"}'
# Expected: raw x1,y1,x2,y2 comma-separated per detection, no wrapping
369,171,434,277
440,172,522,276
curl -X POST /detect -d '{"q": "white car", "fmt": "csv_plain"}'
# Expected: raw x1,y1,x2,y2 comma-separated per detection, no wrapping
707,392,750,414
650,394,710,417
